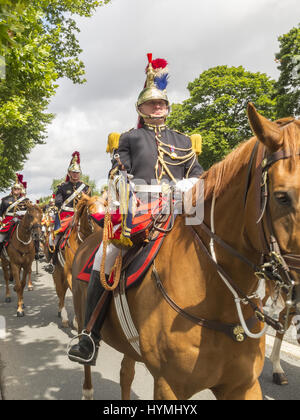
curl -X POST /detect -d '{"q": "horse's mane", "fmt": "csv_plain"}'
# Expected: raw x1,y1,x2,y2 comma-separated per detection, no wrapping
202,118,300,201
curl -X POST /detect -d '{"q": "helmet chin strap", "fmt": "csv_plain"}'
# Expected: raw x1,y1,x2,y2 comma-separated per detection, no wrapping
136,104,170,121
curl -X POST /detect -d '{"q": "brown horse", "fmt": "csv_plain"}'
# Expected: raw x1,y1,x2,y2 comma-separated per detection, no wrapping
0,203,42,316
71,104,300,400
52,194,105,327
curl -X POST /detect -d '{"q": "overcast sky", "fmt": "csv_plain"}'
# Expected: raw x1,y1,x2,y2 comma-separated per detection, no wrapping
11,0,300,200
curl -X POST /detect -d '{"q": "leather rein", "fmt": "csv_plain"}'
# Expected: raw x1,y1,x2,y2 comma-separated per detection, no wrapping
154,136,300,341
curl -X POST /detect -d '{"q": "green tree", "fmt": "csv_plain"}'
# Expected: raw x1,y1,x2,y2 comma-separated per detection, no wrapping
51,174,101,196
167,65,277,169
275,24,300,118
0,0,111,191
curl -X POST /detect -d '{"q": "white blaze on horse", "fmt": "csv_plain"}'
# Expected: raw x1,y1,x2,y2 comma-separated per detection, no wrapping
71,104,300,400
0,203,42,316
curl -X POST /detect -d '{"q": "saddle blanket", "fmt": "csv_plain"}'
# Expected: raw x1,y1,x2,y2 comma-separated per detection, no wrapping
0,216,15,234
77,214,173,289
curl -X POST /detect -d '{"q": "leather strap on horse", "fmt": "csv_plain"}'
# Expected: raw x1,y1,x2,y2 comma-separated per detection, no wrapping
190,227,283,332
85,290,110,335
152,263,259,342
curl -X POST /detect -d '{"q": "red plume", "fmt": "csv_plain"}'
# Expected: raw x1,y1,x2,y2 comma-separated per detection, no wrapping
16,173,23,183
72,151,80,164
151,58,168,69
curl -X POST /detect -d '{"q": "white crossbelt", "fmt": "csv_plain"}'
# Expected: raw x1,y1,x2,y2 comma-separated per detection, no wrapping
4,196,26,217
61,183,86,211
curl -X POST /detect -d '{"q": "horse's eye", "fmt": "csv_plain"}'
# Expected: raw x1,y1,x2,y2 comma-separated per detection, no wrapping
274,191,292,207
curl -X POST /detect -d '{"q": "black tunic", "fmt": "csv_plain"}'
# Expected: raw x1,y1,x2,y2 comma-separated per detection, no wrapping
0,195,30,218
55,181,91,212
110,125,203,184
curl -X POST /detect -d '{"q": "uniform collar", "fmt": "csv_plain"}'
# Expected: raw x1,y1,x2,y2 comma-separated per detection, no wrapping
144,123,167,132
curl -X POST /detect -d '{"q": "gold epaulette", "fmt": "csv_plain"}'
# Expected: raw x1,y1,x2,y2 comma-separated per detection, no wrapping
190,134,202,155
106,132,120,154
106,129,134,154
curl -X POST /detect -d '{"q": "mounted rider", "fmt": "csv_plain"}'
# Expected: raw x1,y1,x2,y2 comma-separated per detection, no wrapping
0,174,30,255
68,53,204,365
44,152,91,273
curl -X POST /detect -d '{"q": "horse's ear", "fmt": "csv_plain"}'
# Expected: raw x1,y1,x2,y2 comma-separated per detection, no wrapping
247,103,282,152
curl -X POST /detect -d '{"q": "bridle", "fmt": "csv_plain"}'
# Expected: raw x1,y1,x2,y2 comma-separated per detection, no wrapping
194,134,300,337
154,123,300,342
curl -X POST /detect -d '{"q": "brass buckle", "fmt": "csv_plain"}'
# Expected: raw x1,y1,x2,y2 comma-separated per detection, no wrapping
233,326,245,342
255,310,265,323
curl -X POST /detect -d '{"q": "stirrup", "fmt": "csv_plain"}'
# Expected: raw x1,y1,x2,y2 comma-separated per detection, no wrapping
67,330,97,364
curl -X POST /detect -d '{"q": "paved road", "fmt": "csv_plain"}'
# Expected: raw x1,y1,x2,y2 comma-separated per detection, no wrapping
0,266,299,401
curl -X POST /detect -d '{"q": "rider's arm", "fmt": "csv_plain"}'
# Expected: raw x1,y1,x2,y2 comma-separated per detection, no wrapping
54,185,64,210
183,135,204,179
109,132,132,176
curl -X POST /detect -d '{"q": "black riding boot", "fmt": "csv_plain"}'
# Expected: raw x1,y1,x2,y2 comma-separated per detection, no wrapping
68,269,112,365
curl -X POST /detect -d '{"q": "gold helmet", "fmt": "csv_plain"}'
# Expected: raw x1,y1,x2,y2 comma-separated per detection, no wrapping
136,53,169,119
68,151,81,173
12,173,26,193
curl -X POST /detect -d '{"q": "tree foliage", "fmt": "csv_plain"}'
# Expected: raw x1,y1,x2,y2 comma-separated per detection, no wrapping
0,0,111,191
275,24,300,118
167,65,277,169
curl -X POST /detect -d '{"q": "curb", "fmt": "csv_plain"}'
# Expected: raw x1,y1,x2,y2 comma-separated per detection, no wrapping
266,335,300,360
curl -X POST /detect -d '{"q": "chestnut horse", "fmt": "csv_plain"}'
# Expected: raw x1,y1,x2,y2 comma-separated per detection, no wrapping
71,104,300,400
52,194,104,327
0,203,42,316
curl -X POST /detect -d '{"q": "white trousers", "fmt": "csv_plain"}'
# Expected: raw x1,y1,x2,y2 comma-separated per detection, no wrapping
0,233,6,243
92,224,126,275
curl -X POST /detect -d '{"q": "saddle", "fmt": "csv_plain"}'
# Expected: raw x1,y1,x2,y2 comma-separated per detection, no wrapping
4,222,18,247
77,200,175,289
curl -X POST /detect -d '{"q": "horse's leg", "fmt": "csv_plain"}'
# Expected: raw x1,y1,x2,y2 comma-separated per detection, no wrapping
153,376,178,400
82,366,94,400
269,335,288,385
212,379,262,400
28,268,33,291
2,259,11,303
53,269,69,327
120,355,136,400
13,265,26,317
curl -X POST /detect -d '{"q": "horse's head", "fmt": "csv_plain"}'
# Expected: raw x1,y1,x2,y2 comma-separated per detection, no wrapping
23,202,43,241
247,103,300,316
75,193,106,233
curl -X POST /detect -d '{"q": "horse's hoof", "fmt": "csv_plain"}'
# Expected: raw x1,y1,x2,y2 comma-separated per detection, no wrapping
17,311,25,317
28,286,34,291
273,373,289,386
5,297,11,303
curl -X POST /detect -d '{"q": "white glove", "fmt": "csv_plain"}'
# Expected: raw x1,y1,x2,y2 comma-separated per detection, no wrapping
15,210,26,216
175,178,198,193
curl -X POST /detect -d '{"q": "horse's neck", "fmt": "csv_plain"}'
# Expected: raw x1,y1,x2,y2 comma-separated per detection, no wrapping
203,168,261,295
17,218,31,243
77,210,92,238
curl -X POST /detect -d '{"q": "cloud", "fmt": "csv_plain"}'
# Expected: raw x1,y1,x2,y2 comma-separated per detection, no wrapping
16,0,299,200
